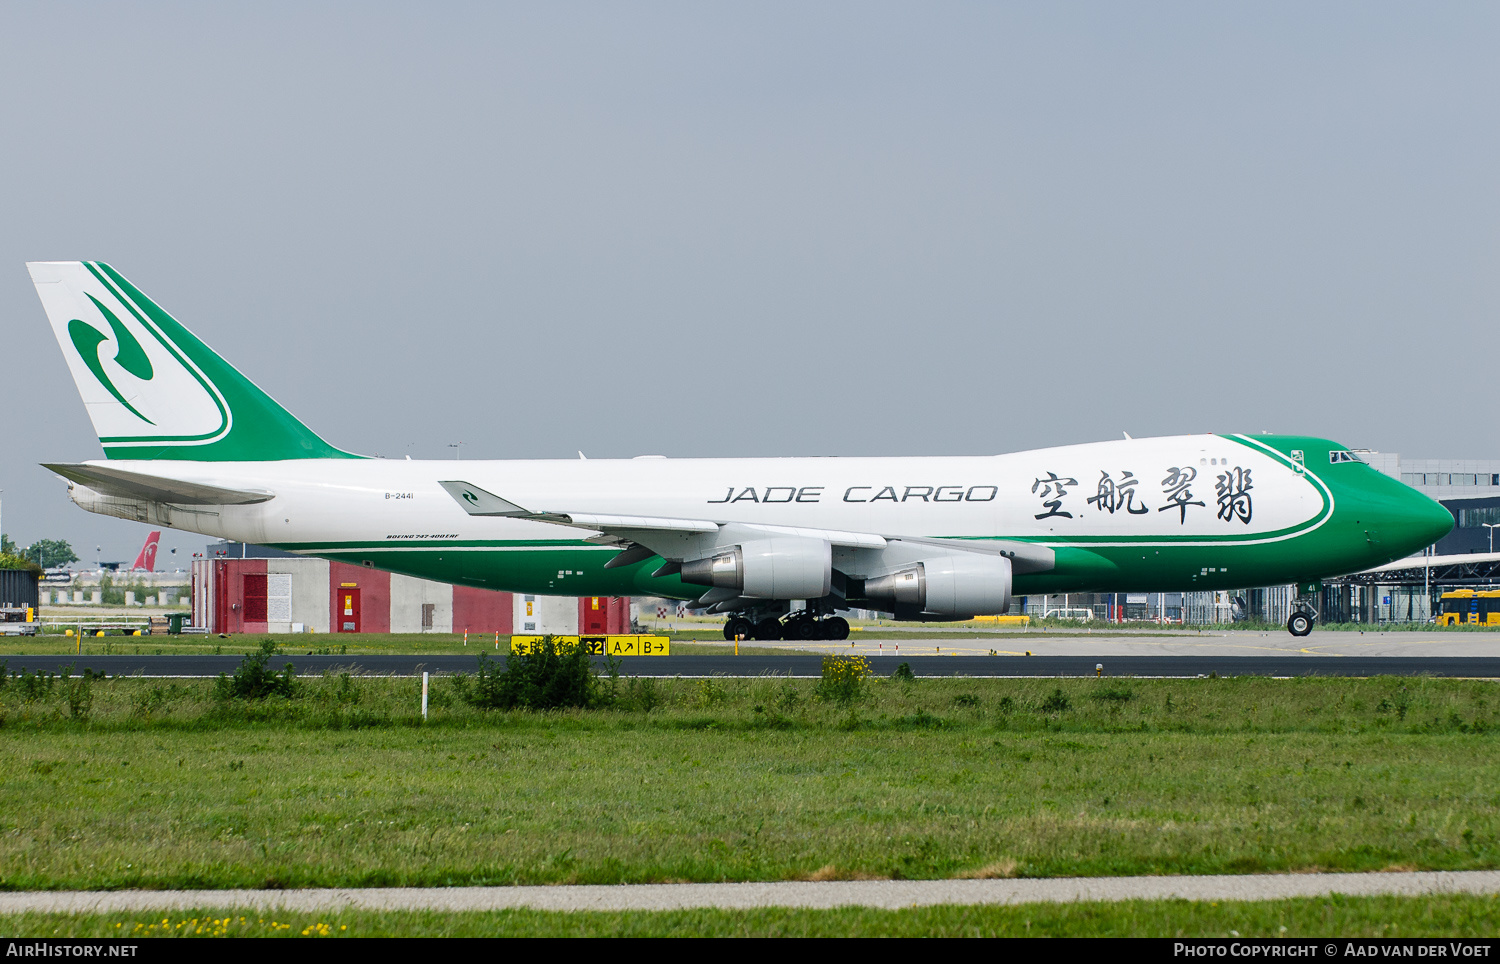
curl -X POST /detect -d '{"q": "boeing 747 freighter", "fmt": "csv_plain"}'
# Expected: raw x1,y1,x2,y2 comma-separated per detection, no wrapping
28,261,1453,639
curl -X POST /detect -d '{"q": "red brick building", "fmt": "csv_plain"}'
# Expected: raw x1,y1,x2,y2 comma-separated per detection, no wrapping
191,557,627,635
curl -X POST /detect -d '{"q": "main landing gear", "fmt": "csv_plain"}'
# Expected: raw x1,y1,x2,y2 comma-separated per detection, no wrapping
723,613,851,641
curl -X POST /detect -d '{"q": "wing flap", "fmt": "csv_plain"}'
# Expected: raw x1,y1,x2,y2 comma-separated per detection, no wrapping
545,512,721,533
888,535,1055,573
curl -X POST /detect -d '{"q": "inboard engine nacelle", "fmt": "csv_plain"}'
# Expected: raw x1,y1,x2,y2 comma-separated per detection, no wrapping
680,537,833,600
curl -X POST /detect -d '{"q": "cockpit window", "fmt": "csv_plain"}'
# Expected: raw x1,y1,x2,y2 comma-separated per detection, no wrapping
1328,450,1367,464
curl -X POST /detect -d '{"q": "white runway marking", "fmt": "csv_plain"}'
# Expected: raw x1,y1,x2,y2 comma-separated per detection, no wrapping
3,872,1499,914
752,628,1500,659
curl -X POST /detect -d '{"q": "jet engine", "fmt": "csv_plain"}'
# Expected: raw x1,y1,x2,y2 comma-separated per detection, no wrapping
679,537,832,600
863,553,1011,618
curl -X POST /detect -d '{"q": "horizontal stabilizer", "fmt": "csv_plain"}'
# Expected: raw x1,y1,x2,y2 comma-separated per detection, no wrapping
43,462,274,505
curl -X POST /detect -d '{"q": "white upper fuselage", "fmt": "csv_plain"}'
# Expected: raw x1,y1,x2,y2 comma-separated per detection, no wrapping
92,433,1324,551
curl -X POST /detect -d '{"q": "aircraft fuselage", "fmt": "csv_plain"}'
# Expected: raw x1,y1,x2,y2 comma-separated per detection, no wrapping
69,433,1453,601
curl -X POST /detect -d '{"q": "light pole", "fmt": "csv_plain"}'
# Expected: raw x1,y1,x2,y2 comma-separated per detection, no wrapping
448,442,463,460
1484,523,1498,553
1425,544,1432,622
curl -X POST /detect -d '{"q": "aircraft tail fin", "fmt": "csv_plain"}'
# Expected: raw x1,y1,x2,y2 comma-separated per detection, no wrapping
27,261,358,461
131,531,160,571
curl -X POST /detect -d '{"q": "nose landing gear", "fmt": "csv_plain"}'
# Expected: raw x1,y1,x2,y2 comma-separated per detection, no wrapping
1287,611,1314,637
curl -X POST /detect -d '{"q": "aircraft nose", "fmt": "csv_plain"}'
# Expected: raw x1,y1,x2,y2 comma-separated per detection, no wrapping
1353,476,1454,563
1416,493,1456,548
1387,487,1454,556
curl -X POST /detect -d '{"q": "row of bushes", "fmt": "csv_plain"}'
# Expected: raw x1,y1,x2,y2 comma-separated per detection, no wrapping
206,638,880,712
0,642,1190,723
0,660,104,719
5,639,881,721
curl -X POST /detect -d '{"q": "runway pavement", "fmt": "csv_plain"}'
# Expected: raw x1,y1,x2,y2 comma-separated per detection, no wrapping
808,626,1500,659
12,628,1500,679
9,637,1500,678
2,871,1498,913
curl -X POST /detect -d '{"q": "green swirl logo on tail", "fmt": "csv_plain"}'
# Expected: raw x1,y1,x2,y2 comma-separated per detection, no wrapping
67,293,155,425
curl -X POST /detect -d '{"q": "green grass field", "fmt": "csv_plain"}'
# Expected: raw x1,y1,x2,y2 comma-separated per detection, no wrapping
5,894,1500,937
1,668,1497,896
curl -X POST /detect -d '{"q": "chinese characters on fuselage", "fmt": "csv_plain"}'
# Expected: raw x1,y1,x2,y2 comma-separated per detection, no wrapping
1215,467,1253,524
1031,472,1078,520
1029,466,1251,525
1087,470,1150,515
1159,467,1206,524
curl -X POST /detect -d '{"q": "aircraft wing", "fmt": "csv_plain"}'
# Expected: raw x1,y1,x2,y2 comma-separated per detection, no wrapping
437,480,720,532
441,479,883,544
438,479,1054,572
43,462,275,506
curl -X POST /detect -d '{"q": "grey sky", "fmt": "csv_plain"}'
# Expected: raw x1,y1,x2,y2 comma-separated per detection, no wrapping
2,2,1496,562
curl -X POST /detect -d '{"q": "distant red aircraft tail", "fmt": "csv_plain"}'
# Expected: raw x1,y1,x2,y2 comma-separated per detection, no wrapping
131,531,161,571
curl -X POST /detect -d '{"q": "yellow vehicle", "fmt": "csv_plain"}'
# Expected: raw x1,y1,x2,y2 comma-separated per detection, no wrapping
1438,589,1500,626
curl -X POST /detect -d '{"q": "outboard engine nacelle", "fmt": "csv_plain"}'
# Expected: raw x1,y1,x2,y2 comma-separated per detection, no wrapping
680,537,832,600
864,553,1012,618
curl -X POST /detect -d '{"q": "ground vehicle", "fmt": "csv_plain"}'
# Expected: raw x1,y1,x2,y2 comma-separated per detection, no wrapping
1437,589,1500,626
0,606,39,635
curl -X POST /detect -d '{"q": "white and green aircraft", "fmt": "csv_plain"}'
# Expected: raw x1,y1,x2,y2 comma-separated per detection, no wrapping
29,261,1453,640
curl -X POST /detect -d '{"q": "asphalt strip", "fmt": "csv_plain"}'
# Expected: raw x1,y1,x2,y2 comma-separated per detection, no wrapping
3,872,1500,914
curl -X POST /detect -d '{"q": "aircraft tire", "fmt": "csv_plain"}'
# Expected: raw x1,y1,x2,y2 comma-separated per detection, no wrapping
1287,611,1314,637
754,618,783,641
724,617,752,641
825,616,850,640
791,617,820,640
